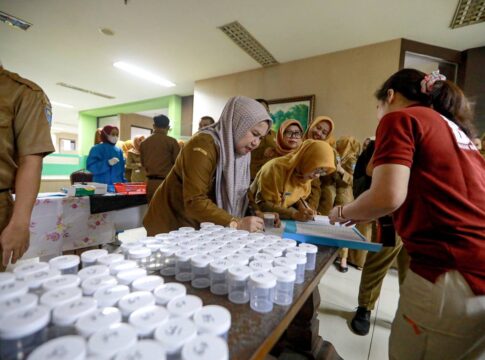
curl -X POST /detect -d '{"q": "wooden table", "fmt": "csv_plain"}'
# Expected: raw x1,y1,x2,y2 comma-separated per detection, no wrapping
166,245,342,360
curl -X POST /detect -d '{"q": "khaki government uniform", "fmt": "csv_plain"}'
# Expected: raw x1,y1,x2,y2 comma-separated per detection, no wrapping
250,129,276,180
125,151,146,182
143,133,233,235
140,129,180,202
0,67,55,268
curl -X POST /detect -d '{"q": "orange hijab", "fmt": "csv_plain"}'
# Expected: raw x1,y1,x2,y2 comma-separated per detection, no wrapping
304,116,336,147
251,140,336,208
336,136,361,165
275,119,304,156
129,136,145,155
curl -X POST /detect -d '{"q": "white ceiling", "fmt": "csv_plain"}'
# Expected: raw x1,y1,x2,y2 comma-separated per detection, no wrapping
1,0,484,130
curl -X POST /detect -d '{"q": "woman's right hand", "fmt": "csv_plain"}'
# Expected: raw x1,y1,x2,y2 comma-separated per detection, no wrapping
292,208,315,222
237,216,265,232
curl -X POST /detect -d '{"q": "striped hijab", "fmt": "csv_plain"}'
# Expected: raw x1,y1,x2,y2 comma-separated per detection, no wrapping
201,96,272,217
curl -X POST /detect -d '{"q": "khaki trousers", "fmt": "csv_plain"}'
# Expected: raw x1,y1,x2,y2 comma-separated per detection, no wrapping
389,270,485,360
358,234,409,310
0,192,13,271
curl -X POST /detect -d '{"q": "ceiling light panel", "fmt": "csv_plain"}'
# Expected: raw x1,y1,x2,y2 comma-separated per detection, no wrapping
113,61,175,87
451,0,485,28
0,11,32,31
219,21,278,67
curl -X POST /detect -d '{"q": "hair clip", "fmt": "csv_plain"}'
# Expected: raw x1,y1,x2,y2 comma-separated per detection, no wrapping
420,70,446,95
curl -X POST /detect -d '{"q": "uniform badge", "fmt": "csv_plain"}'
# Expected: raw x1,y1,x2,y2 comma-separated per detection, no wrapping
45,105,52,126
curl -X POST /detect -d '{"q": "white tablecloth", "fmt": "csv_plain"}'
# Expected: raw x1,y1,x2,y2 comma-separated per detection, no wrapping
24,195,147,259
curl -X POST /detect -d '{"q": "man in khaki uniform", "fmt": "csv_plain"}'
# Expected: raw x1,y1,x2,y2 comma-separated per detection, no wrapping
0,65,55,270
140,115,180,202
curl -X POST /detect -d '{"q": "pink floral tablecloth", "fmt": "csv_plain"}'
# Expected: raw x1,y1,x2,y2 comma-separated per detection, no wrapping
24,195,146,258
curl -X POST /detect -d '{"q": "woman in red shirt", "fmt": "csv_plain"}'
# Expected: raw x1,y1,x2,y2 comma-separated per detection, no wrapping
329,68,485,359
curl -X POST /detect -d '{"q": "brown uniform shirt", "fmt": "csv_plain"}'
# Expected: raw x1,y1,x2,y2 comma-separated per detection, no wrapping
0,67,55,191
250,129,276,180
125,151,146,182
140,129,180,178
143,133,233,235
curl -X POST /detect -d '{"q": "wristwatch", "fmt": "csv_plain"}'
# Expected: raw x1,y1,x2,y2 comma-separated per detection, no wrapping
229,217,240,229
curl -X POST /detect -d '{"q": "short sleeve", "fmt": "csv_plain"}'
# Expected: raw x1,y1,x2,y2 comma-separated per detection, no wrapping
14,88,55,157
373,111,420,168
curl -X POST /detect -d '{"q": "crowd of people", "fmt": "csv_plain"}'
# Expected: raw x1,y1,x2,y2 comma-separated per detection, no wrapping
4,61,483,359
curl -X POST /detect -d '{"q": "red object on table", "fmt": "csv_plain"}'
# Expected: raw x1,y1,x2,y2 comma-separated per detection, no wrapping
113,182,146,195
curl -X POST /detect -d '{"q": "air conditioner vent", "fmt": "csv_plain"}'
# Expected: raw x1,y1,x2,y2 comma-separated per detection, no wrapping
450,0,485,28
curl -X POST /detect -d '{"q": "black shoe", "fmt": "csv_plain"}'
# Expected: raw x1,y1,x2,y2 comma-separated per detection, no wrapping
339,265,348,273
350,306,371,335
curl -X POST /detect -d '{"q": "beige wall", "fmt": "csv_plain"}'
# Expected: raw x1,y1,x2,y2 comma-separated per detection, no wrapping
119,113,153,141
193,39,402,141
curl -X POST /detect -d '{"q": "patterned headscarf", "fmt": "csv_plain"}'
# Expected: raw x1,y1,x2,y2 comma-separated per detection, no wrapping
200,96,272,217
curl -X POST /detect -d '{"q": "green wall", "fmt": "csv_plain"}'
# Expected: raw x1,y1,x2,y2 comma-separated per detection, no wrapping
78,95,182,156
41,154,86,176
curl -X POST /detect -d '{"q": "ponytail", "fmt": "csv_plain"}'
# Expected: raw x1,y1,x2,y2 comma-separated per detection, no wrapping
375,68,476,138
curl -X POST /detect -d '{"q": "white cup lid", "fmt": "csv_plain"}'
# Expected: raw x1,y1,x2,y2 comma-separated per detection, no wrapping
155,233,174,240
120,242,143,252
0,292,37,319
191,254,214,267
49,255,80,270
225,254,249,266
181,334,229,360
21,269,61,290
132,275,164,292
88,323,137,358
237,249,258,259
81,249,109,263
115,339,166,360
253,253,274,263
93,285,130,307
286,247,307,255
154,318,197,353
246,242,266,251
78,265,110,281
145,243,164,252
280,238,298,248
128,305,169,336
271,266,296,282
153,283,186,305
262,247,283,257
264,235,281,242
118,291,155,316
179,227,195,233
158,246,177,257
263,213,276,219
97,253,124,266
28,335,86,360
53,297,98,326
211,249,235,258
0,280,28,301
43,274,80,292
109,260,138,275
0,272,14,286
247,233,265,240
285,252,308,264
116,268,147,285
298,243,318,253
81,275,117,296
209,259,230,273
200,222,215,228
227,265,252,281
0,305,50,339
128,247,151,259
167,295,203,318
273,257,298,270
249,260,273,272
75,307,122,338
40,287,82,309
223,243,244,252
175,249,197,262
250,271,277,289
193,305,231,335
13,262,49,278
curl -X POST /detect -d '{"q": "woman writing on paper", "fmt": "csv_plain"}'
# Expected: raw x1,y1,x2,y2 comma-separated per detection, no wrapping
329,69,485,359
144,96,275,235
249,139,336,221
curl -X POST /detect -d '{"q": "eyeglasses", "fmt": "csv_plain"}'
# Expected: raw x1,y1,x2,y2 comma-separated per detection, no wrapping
283,130,302,139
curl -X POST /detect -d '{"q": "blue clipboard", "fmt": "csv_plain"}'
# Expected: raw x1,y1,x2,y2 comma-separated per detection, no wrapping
283,221,382,252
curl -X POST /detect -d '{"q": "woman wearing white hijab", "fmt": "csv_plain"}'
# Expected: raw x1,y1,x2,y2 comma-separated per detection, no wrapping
144,96,273,234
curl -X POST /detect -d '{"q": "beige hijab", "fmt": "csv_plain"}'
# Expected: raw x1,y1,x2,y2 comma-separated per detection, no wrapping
201,96,272,217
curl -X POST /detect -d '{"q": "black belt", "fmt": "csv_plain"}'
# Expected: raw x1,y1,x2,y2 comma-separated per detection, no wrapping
147,176,165,180
0,189,10,194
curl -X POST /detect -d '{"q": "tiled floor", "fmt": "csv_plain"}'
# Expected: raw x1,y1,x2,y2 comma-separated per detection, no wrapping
318,264,400,360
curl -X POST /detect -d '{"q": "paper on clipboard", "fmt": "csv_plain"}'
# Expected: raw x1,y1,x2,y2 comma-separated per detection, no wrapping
282,217,382,252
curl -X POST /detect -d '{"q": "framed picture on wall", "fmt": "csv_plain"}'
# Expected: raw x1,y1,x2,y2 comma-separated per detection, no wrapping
268,95,315,132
